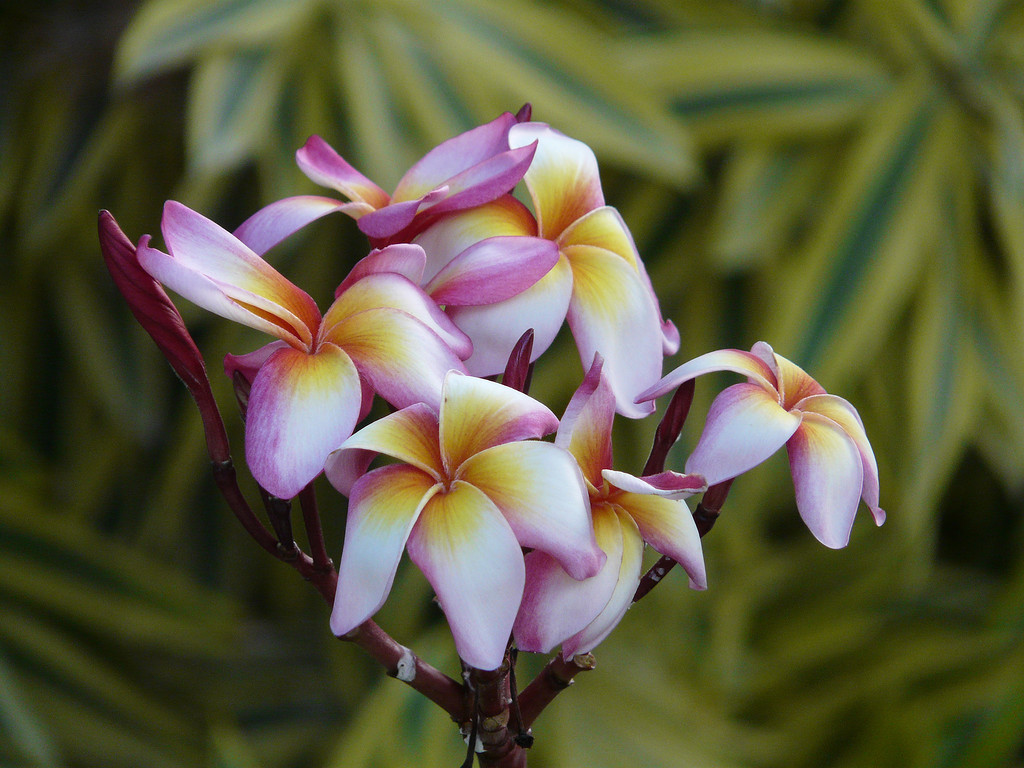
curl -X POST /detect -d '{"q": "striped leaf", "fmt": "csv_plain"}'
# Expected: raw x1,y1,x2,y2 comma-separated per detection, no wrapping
900,187,981,541
0,647,61,768
114,0,316,84
187,49,286,174
763,81,947,385
625,28,892,145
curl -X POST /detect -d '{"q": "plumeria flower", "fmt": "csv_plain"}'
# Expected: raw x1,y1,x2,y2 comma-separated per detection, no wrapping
410,123,679,417
333,203,562,367
514,356,707,658
137,201,471,499
230,110,537,254
325,372,604,671
638,342,886,549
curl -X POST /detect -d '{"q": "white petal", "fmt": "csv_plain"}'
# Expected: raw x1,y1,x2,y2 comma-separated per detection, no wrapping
330,465,439,635
407,481,525,670
684,382,801,486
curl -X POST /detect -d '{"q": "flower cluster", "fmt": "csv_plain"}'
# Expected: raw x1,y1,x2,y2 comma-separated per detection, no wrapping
102,108,884,674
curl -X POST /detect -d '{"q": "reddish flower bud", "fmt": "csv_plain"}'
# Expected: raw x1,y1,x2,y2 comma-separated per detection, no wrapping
98,210,229,462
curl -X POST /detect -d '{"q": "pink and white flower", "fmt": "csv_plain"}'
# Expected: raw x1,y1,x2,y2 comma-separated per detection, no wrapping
137,201,470,499
326,372,604,670
410,123,679,416
638,342,886,548
231,111,537,252
514,356,707,658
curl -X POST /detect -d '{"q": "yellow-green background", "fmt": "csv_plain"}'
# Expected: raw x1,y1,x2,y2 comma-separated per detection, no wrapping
4,0,1024,765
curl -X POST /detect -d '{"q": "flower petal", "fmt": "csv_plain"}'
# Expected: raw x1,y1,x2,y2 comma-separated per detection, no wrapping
445,256,573,376
407,480,526,670
684,382,802,486
637,348,780,404
749,340,779,373
786,412,865,548
510,122,604,239
407,143,536,219
563,507,645,657
601,470,707,499
326,307,468,410
616,492,706,589
392,112,519,203
330,465,440,636
296,135,390,211
224,340,290,383
233,195,349,255
244,343,361,498
439,373,558,472
558,206,639,271
416,143,536,218
565,245,665,418
323,445,377,497
459,441,602,580
356,192,447,240
425,236,560,306
326,272,472,359
797,393,885,525
661,318,681,356
142,202,320,347
771,349,827,411
556,354,615,488
354,111,536,243
334,244,427,298
561,206,679,357
331,402,443,484
413,195,538,284
514,503,623,654
138,237,310,349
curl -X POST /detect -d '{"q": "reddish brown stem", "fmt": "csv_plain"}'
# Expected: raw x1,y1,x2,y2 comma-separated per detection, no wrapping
479,745,527,767
472,663,514,760
516,652,596,730
466,657,533,768
694,479,732,536
345,621,465,719
210,460,280,555
298,483,333,571
632,478,734,603
642,379,695,476
631,554,678,603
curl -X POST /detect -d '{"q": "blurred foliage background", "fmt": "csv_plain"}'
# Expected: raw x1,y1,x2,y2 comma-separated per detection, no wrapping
3,0,1024,765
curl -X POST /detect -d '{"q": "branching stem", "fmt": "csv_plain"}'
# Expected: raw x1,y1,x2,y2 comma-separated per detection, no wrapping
517,652,596,730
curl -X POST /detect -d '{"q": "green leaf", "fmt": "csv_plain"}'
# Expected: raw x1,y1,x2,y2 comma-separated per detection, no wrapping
0,606,192,743
0,646,61,768
187,49,286,174
971,269,1024,488
332,17,428,190
706,142,834,271
898,159,982,543
936,657,1024,768
114,0,316,84
382,0,699,185
10,680,197,768
0,505,239,656
628,28,892,145
764,80,946,385
986,92,1024,329
208,723,263,768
